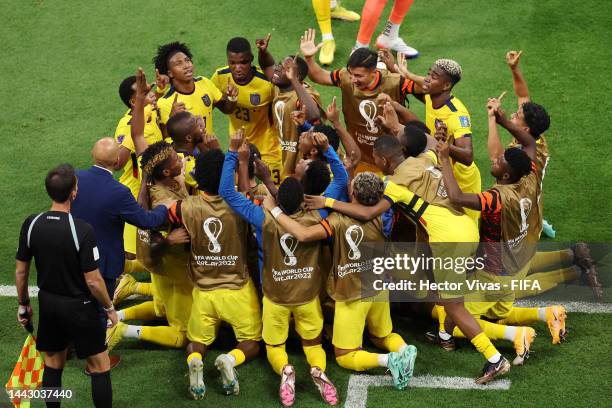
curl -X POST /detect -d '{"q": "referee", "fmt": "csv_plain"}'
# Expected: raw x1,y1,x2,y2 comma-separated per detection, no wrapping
15,164,116,408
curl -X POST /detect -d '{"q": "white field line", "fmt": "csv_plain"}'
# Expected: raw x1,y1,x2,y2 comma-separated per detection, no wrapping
344,374,511,408
0,285,39,297
0,285,142,301
514,300,612,314
0,286,610,313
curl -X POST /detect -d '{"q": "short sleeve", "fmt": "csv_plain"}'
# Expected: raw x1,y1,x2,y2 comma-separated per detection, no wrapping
383,180,414,205
400,77,415,99
210,71,221,92
330,69,343,87
15,216,34,262
449,112,472,139
168,200,183,225
79,227,99,273
157,97,171,125
114,116,135,152
208,78,223,103
477,188,502,215
119,133,135,153
319,219,333,239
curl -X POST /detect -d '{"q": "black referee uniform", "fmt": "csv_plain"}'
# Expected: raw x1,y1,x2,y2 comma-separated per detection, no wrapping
16,211,106,359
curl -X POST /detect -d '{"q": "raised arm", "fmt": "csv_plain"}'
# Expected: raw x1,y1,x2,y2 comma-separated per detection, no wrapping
486,97,504,161
256,33,275,81
219,132,265,228
214,78,239,114
300,29,333,86
506,51,530,106
395,52,425,93
262,194,327,242
495,107,536,161
284,58,321,121
131,67,150,157
437,139,480,210
237,142,252,194
326,96,361,164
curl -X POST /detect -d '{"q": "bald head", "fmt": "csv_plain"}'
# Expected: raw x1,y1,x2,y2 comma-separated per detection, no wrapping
92,137,120,168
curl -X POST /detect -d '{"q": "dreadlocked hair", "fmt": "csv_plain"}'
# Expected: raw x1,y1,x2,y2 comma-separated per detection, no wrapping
141,141,174,181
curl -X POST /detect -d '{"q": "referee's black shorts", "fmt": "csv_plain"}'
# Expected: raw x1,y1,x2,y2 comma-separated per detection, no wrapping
37,290,107,359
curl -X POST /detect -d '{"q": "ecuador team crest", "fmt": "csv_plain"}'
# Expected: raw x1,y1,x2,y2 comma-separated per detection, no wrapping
250,93,261,105
202,94,211,107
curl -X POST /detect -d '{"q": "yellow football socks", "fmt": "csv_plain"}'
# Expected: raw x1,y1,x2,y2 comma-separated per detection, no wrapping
187,352,203,365
497,307,541,325
312,0,333,39
303,344,327,371
434,305,446,332
228,349,246,367
266,344,289,375
516,267,580,298
379,333,405,352
336,350,380,371
471,332,501,362
530,249,573,272
140,326,187,348
124,259,145,275
134,282,153,297
453,319,508,341
122,301,157,321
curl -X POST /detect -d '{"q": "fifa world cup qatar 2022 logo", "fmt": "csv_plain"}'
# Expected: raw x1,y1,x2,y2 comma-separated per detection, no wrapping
274,100,286,138
345,225,364,260
359,100,379,133
203,217,223,253
280,233,299,266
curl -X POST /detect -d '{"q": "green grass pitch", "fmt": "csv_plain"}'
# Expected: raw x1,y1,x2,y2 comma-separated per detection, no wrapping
1,0,610,406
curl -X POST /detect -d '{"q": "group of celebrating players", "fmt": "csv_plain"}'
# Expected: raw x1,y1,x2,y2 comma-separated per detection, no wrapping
101,27,603,406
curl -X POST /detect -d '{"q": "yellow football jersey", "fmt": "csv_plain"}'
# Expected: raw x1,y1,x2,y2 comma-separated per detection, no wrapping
114,105,164,198
157,76,223,134
424,94,481,222
383,180,478,243
176,150,198,194
211,66,280,162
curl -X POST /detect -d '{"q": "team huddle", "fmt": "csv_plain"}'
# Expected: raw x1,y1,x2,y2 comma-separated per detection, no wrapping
25,27,603,407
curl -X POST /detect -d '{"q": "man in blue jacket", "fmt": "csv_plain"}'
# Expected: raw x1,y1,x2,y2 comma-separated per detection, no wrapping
72,137,171,298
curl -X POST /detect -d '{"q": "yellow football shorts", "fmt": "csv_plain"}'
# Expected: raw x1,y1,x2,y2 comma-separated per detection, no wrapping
187,279,262,345
465,262,531,320
332,292,393,350
262,296,323,345
452,161,482,225
123,223,137,255
262,155,283,186
152,273,192,332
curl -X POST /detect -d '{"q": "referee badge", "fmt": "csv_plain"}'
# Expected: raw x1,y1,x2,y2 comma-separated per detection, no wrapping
250,93,261,105
202,94,211,107
459,115,471,127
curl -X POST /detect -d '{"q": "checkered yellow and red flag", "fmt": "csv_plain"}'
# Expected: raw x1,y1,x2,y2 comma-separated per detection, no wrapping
4,334,44,408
